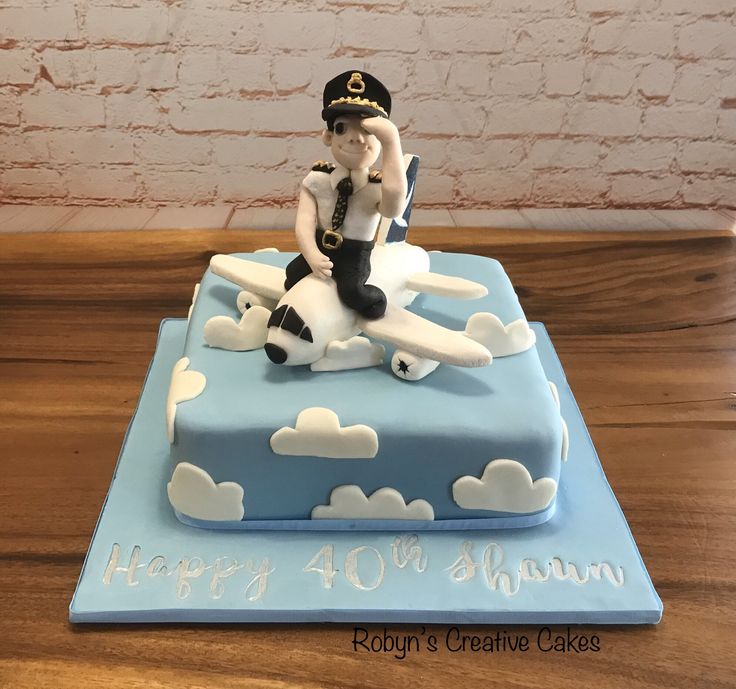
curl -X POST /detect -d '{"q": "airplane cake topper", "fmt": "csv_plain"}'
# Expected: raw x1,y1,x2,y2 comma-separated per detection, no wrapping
203,70,497,381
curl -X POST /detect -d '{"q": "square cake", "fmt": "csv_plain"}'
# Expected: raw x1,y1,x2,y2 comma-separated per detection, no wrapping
165,248,567,530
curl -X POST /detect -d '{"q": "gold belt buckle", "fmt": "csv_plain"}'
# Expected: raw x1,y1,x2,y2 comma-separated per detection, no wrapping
321,228,343,250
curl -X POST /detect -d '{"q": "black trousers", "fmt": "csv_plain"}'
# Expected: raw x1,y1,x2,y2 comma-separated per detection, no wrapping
284,230,387,320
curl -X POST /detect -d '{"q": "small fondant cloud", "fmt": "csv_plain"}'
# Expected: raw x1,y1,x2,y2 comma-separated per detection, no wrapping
453,459,557,514
187,282,200,321
167,462,244,521
465,312,536,357
270,407,378,459
549,381,569,462
549,380,560,409
203,304,270,351
310,336,385,372
312,485,434,520
166,357,207,443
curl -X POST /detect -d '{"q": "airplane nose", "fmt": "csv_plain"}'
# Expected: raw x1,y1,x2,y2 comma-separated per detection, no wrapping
264,343,287,364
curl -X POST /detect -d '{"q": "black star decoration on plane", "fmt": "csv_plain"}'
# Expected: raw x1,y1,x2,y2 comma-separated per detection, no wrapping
396,359,411,375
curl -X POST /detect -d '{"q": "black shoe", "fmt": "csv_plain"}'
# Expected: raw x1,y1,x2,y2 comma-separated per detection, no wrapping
359,296,387,320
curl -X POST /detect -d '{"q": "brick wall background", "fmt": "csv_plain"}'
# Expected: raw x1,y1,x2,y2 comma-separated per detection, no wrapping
0,0,734,209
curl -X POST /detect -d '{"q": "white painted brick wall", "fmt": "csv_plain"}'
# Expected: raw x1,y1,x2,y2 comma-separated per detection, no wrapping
0,132,50,164
486,101,567,135
638,61,676,98
610,174,683,204
0,51,36,86
584,59,637,98
534,170,610,204
590,21,675,56
48,131,135,164
0,89,20,126
719,111,736,141
86,7,169,45
0,7,79,42
493,63,543,96
0,1,734,209
544,60,586,96
3,167,66,198
95,50,138,88
66,166,138,200
40,50,96,89
23,91,106,128
528,140,604,169
602,141,677,172
168,8,258,49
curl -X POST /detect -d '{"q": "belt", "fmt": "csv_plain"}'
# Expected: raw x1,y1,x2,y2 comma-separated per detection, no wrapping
317,228,374,254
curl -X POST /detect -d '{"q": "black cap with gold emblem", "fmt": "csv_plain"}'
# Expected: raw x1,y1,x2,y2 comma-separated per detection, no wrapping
321,70,392,128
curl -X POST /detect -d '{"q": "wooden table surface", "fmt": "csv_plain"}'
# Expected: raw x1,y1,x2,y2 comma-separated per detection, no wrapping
1,227,735,688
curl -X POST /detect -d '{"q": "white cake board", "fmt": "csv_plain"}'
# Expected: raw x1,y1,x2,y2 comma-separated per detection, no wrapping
70,320,662,624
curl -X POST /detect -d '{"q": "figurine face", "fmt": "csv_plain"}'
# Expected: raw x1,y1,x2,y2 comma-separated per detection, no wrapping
322,115,381,170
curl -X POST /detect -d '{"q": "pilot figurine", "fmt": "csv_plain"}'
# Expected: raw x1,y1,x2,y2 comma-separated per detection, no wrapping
284,70,407,320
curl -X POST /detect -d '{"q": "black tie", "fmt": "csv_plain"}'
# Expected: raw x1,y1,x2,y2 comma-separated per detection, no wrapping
331,176,353,232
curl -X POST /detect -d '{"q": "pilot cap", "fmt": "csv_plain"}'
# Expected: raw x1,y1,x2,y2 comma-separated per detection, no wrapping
321,70,392,127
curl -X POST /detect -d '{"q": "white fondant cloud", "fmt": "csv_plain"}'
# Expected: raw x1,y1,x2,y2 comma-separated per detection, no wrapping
549,380,560,409
549,381,569,462
312,485,434,520
203,304,270,351
465,312,536,357
310,336,385,372
254,247,279,253
187,282,200,321
453,459,557,514
167,462,244,521
270,407,378,459
166,357,207,443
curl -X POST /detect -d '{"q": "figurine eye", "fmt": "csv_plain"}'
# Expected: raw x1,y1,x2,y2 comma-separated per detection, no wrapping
334,122,346,135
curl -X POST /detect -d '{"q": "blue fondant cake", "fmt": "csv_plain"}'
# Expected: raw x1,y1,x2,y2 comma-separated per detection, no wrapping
166,249,567,530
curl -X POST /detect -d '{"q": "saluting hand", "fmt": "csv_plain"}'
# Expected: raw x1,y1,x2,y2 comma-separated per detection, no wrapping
360,117,400,147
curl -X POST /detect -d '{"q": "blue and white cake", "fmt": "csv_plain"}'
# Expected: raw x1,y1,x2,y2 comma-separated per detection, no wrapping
165,246,568,530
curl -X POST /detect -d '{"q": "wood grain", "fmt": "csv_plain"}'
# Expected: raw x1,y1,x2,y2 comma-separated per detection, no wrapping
0,228,735,689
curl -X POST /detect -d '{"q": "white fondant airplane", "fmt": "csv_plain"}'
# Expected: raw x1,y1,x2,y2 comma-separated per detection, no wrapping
205,241,493,381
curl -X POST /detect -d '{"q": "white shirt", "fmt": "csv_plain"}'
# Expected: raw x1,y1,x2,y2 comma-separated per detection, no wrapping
302,163,383,242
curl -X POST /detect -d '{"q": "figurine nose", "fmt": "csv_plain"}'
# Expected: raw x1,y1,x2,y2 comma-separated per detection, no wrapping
264,343,287,364
349,128,365,143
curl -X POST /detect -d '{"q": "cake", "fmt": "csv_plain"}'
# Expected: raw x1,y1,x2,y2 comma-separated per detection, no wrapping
163,70,568,531
164,244,567,530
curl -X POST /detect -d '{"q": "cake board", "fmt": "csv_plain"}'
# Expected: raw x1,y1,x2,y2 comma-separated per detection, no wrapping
70,319,662,624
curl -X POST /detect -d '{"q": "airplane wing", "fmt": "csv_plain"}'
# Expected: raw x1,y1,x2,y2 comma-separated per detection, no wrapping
406,272,488,300
209,254,287,301
358,305,491,368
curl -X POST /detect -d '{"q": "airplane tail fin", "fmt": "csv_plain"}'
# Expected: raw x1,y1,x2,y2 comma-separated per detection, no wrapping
376,153,420,245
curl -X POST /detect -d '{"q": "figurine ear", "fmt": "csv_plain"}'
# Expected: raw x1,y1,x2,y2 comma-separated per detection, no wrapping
322,129,332,147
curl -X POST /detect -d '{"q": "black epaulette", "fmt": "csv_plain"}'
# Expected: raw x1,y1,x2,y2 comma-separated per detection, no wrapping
368,170,382,183
311,160,335,173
